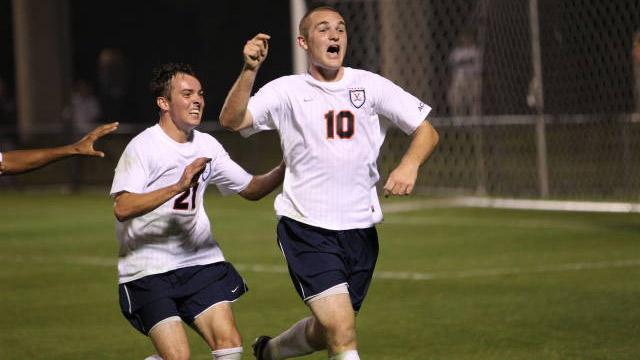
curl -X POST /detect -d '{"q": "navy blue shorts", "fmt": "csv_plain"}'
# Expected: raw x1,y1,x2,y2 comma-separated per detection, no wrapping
276,216,379,311
118,262,247,335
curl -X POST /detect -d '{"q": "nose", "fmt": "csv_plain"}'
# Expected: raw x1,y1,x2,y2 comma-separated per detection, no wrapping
328,29,339,41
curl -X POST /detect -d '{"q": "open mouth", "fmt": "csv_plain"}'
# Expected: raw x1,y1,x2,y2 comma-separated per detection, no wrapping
327,44,340,55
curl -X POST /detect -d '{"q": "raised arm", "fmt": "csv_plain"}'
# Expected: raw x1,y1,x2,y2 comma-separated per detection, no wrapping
219,33,270,131
0,122,118,175
383,121,439,196
239,160,285,201
113,157,210,222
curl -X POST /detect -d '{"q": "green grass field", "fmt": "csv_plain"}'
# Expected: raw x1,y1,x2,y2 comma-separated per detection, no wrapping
1,191,639,359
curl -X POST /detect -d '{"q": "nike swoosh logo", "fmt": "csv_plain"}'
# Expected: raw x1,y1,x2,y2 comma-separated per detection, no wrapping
303,98,313,102
231,285,240,293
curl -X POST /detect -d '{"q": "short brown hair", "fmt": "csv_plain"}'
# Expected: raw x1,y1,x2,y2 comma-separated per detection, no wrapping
298,6,343,38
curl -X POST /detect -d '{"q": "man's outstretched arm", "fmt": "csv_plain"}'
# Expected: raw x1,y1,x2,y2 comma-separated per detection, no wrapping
219,33,270,131
0,122,119,175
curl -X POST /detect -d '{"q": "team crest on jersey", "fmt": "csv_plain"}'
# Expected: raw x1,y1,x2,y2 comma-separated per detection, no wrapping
200,162,211,181
349,88,366,108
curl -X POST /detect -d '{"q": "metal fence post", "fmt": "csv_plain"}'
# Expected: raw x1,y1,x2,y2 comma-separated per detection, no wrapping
529,0,549,198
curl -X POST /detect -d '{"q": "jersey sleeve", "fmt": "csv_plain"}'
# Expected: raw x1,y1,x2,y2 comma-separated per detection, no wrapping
0,152,3,175
242,80,285,137
373,74,432,134
110,141,148,196
207,143,253,195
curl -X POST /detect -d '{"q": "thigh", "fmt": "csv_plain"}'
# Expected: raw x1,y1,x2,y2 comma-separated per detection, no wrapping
192,302,242,350
308,293,355,330
277,217,348,301
308,292,357,352
148,319,190,360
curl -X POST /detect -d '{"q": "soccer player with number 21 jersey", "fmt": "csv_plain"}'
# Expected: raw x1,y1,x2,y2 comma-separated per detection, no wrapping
111,63,285,360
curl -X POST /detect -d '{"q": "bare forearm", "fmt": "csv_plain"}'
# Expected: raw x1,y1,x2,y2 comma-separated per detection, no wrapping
1,146,76,175
240,161,285,201
113,185,182,222
219,66,258,131
113,157,209,221
400,121,439,168
383,121,439,196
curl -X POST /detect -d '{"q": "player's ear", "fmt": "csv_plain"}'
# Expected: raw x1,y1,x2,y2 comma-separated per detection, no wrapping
296,35,308,50
157,97,170,111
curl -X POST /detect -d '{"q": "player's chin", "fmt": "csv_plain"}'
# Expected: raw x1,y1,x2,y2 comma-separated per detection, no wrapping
322,60,343,70
188,114,202,124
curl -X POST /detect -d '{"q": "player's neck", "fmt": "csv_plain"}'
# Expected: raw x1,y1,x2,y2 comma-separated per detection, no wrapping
308,66,344,82
159,116,193,143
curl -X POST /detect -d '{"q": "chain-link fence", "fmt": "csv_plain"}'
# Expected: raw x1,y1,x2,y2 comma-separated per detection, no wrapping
4,0,640,202
312,0,640,201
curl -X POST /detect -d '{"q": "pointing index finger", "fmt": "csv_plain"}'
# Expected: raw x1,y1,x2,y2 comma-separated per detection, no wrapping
255,33,270,48
254,33,271,41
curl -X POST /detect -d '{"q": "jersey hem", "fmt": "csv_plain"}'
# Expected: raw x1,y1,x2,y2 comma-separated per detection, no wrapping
118,259,226,284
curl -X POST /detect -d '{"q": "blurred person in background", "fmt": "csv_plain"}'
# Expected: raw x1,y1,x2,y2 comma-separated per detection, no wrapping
447,30,482,116
70,79,102,134
219,6,438,360
98,48,130,122
110,63,285,360
0,122,118,175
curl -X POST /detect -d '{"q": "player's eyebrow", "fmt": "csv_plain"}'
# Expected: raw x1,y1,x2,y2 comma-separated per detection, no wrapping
179,88,204,96
314,20,345,29
180,88,203,96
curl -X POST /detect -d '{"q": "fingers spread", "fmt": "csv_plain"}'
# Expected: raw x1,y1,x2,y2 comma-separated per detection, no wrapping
90,122,119,139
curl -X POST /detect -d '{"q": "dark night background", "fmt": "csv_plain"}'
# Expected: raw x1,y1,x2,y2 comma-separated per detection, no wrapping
1,0,293,126
1,0,14,101
1,0,639,123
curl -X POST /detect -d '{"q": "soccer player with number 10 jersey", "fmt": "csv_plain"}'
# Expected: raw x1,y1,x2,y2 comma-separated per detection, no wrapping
219,6,439,360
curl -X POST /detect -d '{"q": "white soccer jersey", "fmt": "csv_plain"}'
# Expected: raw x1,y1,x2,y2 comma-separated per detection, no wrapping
245,67,431,230
110,124,252,283
0,151,3,175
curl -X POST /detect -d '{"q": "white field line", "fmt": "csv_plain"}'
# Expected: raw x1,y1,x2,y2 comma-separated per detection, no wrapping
382,197,640,214
3,255,640,282
373,259,640,281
